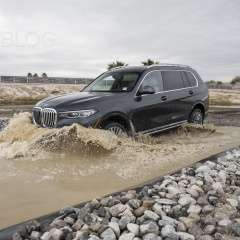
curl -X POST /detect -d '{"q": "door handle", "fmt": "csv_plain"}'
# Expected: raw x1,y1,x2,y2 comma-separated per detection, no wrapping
189,90,193,95
161,96,167,101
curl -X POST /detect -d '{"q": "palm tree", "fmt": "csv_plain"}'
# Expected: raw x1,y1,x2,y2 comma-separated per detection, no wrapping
33,73,38,77
217,81,223,86
107,61,128,70
141,59,159,66
42,73,48,77
27,73,32,77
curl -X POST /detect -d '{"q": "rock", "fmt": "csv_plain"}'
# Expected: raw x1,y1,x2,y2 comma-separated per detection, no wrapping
226,198,238,207
89,235,100,240
218,219,233,231
179,217,197,229
98,206,106,217
212,182,224,196
31,231,41,240
178,196,196,207
64,216,75,225
140,222,159,236
196,166,211,173
100,228,116,240
188,225,204,237
119,233,135,240
89,222,102,232
142,233,162,240
109,222,120,237
204,215,216,226
204,225,215,235
202,205,215,214
40,232,52,240
72,218,85,231
127,223,140,237
186,188,199,198
197,197,210,207
187,205,202,214
214,233,228,240
188,212,200,223
121,208,133,218
177,232,195,240
155,198,177,205
109,204,127,217
100,197,110,207
199,235,214,240
144,210,160,221
134,207,147,217
76,230,89,239
49,228,64,240
109,198,121,207
161,225,179,240
142,200,155,208
160,216,180,227
25,220,41,234
118,216,131,230
191,185,204,194
168,186,182,196
128,199,141,209
60,206,78,215
214,212,228,223
13,233,23,240
136,215,145,225
177,222,187,232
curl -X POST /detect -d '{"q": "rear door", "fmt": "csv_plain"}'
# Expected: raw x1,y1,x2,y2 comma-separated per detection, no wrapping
162,70,193,124
130,70,170,132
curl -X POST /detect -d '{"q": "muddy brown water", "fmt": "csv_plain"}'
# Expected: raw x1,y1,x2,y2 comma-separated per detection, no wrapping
0,112,240,229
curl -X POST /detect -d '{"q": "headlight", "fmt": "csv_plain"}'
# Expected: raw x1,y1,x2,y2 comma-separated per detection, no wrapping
58,109,98,118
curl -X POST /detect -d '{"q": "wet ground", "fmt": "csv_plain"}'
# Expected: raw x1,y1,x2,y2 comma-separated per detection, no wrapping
0,107,239,229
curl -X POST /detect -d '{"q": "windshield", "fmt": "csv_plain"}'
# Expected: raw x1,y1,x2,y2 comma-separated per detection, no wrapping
83,71,141,92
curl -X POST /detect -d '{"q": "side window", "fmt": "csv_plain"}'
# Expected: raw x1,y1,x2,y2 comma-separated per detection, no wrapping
181,71,190,88
163,71,184,91
141,71,163,92
185,71,197,87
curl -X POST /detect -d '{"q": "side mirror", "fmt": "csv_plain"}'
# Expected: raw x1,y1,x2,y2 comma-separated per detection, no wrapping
138,86,155,95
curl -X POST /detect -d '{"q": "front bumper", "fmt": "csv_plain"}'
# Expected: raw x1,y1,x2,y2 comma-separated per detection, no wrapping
33,107,103,129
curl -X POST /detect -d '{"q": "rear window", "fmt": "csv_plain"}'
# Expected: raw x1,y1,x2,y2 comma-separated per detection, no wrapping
162,71,184,91
184,71,197,87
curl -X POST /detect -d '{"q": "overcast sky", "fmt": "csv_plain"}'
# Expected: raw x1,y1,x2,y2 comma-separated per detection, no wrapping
0,0,239,82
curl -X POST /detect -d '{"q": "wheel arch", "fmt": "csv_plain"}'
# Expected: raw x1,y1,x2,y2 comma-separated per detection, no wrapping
99,112,131,133
189,102,205,121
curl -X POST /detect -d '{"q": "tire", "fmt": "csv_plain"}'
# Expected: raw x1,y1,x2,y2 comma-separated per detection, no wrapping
103,122,127,136
189,108,204,125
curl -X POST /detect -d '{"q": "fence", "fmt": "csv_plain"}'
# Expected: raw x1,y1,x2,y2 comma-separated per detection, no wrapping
0,76,94,84
206,84,240,90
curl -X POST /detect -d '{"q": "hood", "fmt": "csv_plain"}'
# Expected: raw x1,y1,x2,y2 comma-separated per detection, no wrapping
35,91,128,111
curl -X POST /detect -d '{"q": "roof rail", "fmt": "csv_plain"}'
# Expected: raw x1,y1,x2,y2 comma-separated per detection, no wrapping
109,66,128,71
147,63,191,69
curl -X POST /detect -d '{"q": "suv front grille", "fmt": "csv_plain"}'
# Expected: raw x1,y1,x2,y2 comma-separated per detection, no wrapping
33,108,57,128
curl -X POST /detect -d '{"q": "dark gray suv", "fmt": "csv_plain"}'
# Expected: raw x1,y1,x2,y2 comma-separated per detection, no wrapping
33,64,209,135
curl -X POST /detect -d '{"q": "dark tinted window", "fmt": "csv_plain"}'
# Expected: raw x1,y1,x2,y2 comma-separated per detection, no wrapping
163,71,184,91
185,71,197,87
181,71,190,87
142,71,163,92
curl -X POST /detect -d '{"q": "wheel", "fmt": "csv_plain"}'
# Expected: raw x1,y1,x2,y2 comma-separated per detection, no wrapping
189,109,204,125
103,122,126,137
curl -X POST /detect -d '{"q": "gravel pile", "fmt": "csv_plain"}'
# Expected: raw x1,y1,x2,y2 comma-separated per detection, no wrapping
0,117,9,131
12,149,240,240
